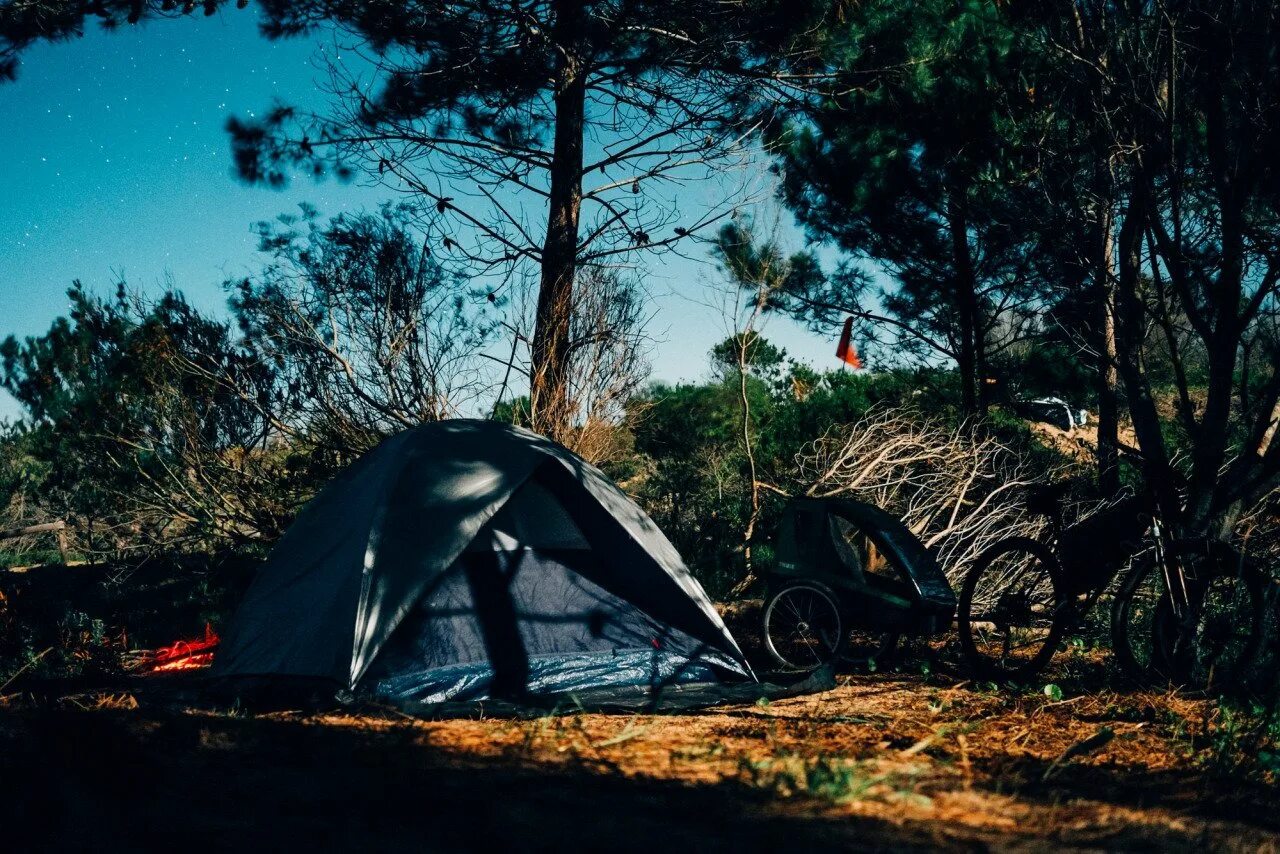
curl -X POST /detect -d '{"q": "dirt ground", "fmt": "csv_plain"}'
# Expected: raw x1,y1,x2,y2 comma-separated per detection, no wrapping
1,668,1277,852
1,562,1278,852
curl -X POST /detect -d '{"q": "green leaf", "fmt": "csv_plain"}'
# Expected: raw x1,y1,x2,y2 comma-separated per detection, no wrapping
1043,683,1064,702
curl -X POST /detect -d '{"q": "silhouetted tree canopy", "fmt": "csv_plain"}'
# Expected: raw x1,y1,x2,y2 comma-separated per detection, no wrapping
225,0,839,439
0,0,246,81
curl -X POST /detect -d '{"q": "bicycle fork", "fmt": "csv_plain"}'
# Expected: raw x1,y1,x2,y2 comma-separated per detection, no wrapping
1153,519,1200,672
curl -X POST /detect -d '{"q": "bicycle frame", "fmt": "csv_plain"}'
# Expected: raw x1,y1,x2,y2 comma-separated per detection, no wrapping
1151,517,1192,624
1040,492,1172,622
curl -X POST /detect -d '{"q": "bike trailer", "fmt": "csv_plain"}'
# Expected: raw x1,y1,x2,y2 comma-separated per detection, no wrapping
773,498,956,635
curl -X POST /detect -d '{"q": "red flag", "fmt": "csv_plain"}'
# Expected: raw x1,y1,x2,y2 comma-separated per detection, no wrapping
835,317,863,369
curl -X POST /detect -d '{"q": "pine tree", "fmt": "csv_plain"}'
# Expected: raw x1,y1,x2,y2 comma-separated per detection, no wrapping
768,0,1041,415
0,1,240,81
225,0,831,439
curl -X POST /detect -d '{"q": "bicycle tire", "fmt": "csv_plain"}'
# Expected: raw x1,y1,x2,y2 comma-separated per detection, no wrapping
1112,539,1266,689
957,537,1068,681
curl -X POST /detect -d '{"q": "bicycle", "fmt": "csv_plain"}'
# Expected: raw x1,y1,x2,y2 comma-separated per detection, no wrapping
957,482,1267,688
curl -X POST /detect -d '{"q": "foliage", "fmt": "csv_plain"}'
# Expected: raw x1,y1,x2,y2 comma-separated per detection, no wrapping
1005,1,1280,536
225,0,835,437
0,1,246,82
766,0,1045,414
0,206,655,559
229,202,500,454
0,206,507,555
1,282,309,553
1191,695,1280,784
0,422,50,528
740,752,929,806
5,0,1280,594
622,336,1074,596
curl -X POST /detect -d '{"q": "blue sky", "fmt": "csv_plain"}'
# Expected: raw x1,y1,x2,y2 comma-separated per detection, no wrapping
0,8,841,421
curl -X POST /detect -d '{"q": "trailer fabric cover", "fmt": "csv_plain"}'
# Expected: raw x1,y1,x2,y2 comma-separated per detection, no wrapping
830,500,956,612
213,420,749,701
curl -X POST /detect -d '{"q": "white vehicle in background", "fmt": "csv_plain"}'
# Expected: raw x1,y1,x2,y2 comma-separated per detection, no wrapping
1018,396,1088,432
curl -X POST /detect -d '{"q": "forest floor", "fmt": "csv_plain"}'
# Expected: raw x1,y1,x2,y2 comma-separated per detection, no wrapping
1,562,1278,851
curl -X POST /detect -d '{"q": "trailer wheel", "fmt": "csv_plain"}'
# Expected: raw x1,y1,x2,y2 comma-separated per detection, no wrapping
762,581,847,672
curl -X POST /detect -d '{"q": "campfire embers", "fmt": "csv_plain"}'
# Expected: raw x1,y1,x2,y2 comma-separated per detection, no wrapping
139,624,220,674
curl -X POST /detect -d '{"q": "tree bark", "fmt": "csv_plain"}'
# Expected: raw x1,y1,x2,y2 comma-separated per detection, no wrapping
530,0,587,441
1095,208,1121,493
1188,91,1245,532
1111,178,1182,529
1175,24,1253,536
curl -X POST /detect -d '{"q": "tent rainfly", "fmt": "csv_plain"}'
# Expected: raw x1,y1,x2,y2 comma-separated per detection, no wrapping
212,419,752,708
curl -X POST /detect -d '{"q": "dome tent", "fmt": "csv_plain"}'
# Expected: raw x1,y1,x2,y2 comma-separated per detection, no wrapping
213,419,753,710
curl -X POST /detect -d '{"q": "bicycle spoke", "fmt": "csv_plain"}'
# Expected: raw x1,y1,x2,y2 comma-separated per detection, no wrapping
764,585,845,672
1115,542,1264,689
960,540,1063,680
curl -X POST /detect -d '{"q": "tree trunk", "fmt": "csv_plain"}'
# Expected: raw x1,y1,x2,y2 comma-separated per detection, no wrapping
731,329,763,599
1188,179,1244,531
1186,45,1246,536
1187,319,1239,535
948,191,985,415
1260,398,1280,458
530,0,587,441
1112,180,1182,528
1095,209,1121,493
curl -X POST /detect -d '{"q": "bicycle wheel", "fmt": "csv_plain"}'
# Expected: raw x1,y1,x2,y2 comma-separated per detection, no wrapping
1113,541,1266,690
1110,550,1170,682
958,537,1067,681
763,581,847,671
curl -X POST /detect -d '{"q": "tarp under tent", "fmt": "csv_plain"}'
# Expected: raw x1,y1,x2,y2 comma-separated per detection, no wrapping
212,419,780,713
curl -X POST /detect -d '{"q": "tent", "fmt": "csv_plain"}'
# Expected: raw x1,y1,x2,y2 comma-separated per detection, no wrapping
212,419,753,710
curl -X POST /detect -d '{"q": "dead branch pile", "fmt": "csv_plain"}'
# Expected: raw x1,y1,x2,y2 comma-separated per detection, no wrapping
795,407,1091,584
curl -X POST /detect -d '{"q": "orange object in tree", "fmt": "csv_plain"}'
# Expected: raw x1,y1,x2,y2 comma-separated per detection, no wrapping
835,317,863,369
